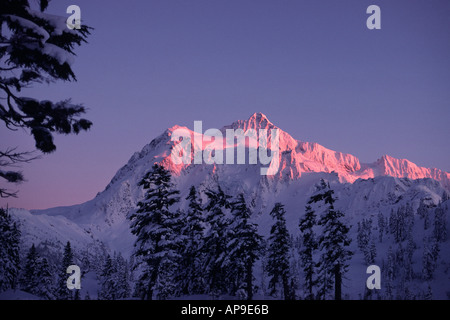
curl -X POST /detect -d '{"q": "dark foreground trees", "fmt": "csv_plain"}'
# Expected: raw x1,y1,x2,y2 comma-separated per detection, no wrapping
298,180,353,300
0,0,92,198
127,163,180,300
266,203,294,300
0,208,21,292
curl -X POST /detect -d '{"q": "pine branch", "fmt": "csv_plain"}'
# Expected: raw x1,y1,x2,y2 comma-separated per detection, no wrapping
0,187,18,198
0,147,40,167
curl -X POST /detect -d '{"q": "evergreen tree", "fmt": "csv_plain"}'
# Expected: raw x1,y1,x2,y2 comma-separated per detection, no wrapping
417,199,428,219
367,238,377,265
433,206,447,242
202,185,232,298
56,241,74,300
298,205,318,300
389,206,412,243
377,212,385,243
404,203,415,240
388,209,396,236
179,186,205,295
74,288,81,300
20,244,39,294
0,0,92,198
114,253,131,300
424,210,431,231
127,163,180,300
0,208,21,292
155,207,184,300
404,235,415,281
358,218,375,264
386,246,396,283
422,237,439,281
227,193,263,300
442,191,449,203
35,257,55,300
99,254,116,300
308,181,353,300
424,285,433,300
266,203,293,300
384,281,393,300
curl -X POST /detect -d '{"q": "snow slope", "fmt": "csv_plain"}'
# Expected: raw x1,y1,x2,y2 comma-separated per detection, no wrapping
7,112,450,299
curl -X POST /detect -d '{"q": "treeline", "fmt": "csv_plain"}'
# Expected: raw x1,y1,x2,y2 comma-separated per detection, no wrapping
0,210,83,300
356,196,448,300
1,166,447,300
127,164,353,300
0,207,128,300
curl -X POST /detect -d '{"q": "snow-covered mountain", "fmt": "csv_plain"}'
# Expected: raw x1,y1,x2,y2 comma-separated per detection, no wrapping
8,112,450,299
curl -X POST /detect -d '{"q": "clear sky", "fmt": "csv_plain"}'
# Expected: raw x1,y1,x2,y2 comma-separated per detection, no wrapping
1,0,449,210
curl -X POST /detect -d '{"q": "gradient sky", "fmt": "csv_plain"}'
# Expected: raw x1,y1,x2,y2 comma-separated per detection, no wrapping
1,0,449,210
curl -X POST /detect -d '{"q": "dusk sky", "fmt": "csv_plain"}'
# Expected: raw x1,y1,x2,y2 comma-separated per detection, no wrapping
1,0,449,210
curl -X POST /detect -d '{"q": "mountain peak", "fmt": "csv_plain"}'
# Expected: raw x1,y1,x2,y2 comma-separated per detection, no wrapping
247,112,273,129
225,112,276,131
248,112,271,123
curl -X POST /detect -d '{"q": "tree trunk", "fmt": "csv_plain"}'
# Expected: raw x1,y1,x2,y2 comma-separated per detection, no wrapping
334,263,342,300
307,272,313,300
246,262,253,300
282,275,291,300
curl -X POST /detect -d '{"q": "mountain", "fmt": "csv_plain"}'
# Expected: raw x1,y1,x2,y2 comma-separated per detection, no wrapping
6,112,450,299
106,112,450,187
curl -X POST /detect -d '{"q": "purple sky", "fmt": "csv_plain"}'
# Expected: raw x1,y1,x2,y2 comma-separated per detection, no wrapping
1,0,449,210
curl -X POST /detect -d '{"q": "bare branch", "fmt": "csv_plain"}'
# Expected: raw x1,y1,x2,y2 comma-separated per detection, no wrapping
0,188,18,198
0,147,40,167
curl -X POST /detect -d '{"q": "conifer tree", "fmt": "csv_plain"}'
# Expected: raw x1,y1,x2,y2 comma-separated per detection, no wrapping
266,202,293,300
0,0,92,198
422,245,434,281
227,193,263,300
20,244,39,294
0,208,21,292
74,288,81,300
308,181,352,300
422,237,439,281
99,254,116,300
179,186,205,295
203,185,232,298
114,253,131,300
377,212,385,243
404,235,415,281
155,207,184,300
405,203,415,240
127,163,180,300
367,238,377,265
386,246,396,283
424,285,433,300
358,218,375,264
417,199,428,219
433,206,447,242
57,241,74,300
389,209,396,236
35,257,55,300
298,205,317,300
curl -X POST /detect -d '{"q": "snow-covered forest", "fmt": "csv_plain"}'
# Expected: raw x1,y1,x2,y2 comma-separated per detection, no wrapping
1,165,449,300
